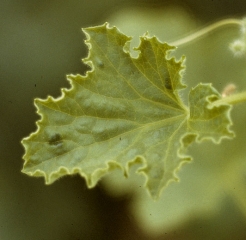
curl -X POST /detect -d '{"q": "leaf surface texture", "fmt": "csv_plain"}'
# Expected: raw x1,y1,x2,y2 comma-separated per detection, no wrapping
22,23,234,198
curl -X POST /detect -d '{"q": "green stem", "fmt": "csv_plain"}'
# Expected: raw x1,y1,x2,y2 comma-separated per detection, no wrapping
212,91,246,106
170,18,243,47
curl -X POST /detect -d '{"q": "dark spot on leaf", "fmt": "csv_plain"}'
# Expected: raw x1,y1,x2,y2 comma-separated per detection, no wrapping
119,137,121,140
49,133,63,146
165,76,172,90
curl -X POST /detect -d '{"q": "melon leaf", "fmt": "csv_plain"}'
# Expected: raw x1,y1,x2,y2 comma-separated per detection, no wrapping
21,23,234,199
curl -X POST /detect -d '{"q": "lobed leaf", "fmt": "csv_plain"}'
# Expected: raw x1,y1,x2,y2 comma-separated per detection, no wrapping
21,23,234,199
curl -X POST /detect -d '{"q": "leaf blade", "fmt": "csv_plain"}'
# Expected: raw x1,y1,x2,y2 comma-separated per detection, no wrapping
21,23,234,199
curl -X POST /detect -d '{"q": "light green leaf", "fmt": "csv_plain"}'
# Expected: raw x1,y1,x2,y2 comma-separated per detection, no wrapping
21,23,234,199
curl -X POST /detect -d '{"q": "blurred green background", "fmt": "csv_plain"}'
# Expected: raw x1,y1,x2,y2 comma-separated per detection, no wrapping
1,0,246,239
